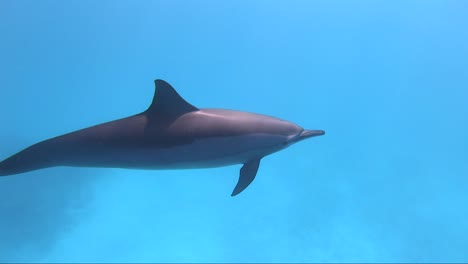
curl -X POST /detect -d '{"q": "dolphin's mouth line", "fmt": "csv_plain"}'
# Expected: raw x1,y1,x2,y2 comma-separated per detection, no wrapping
289,129,325,144
300,129,325,138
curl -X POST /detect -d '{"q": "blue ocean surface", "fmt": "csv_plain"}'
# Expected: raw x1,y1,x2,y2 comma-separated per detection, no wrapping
0,0,467,262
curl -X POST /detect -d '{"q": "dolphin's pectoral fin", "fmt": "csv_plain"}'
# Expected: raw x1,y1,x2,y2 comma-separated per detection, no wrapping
231,158,261,196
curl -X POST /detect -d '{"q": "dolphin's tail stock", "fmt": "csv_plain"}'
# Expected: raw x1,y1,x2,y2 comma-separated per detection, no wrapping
0,141,57,176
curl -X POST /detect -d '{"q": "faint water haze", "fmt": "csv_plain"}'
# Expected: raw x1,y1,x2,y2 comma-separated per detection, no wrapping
1,0,467,262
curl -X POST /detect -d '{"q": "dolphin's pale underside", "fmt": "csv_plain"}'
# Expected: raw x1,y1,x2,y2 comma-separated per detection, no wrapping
0,80,325,196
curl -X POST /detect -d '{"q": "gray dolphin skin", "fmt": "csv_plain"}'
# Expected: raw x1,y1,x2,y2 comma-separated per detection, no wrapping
0,80,325,196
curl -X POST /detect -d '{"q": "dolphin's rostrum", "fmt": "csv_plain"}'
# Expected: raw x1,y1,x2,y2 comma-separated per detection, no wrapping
0,80,325,196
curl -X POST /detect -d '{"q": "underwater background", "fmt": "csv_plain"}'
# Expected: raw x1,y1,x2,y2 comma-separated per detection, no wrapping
1,0,467,262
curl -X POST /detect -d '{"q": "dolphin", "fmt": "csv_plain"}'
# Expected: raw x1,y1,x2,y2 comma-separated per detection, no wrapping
0,79,324,196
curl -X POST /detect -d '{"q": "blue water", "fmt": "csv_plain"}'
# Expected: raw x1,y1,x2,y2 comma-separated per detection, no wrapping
1,0,467,262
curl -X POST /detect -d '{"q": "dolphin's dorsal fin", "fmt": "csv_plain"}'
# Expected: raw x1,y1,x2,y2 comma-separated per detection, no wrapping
146,79,198,117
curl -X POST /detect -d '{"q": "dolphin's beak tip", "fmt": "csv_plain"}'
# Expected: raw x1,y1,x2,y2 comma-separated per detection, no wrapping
301,129,325,138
